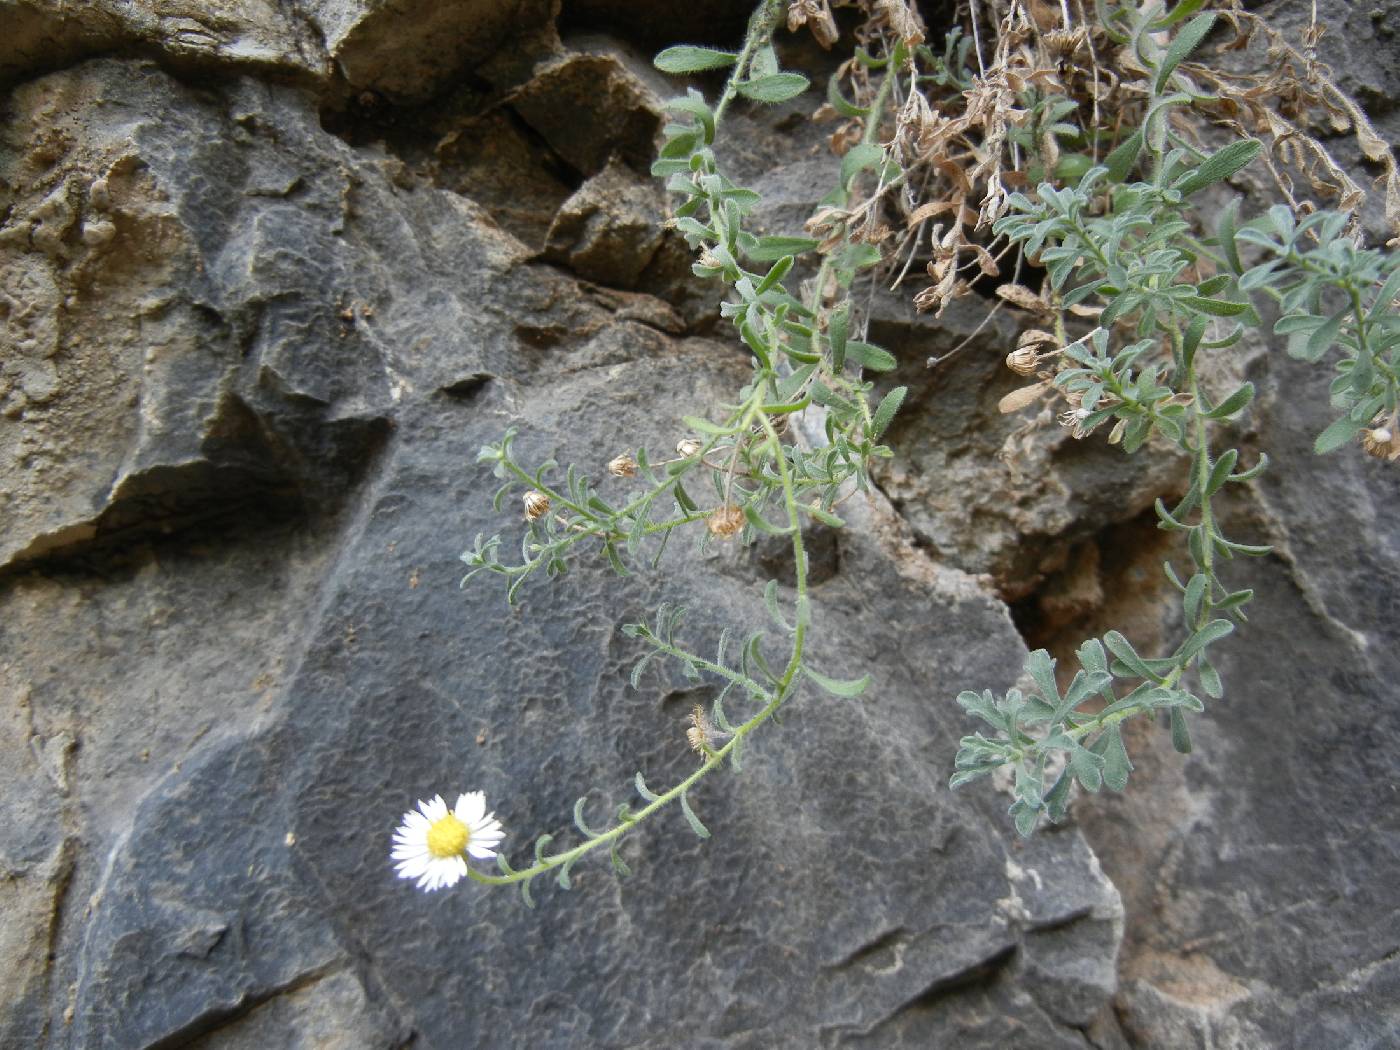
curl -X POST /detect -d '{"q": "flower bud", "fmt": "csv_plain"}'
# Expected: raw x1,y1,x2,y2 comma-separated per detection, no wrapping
607,454,637,478
676,438,703,458
522,490,550,521
707,503,745,539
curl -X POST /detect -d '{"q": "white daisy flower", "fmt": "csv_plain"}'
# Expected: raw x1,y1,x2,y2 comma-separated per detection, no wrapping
391,791,506,892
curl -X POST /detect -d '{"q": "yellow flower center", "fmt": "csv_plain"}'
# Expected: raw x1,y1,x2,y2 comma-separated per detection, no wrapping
426,813,470,858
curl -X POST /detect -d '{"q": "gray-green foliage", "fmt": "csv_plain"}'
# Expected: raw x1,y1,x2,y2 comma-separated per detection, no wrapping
450,0,1400,881
953,4,1399,836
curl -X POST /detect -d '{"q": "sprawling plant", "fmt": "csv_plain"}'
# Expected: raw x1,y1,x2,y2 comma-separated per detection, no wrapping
392,0,1399,901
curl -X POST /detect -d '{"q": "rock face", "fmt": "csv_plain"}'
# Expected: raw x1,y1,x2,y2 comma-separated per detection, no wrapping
0,1,1396,1048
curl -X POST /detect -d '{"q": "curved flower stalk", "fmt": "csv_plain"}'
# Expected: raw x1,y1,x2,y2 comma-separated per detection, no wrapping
433,0,901,905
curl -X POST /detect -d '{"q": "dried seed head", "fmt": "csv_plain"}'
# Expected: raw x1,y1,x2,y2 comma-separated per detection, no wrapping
788,0,839,48
687,704,712,757
707,503,746,539
607,453,637,478
1362,425,1400,461
750,412,790,440
686,725,707,755
675,437,703,458
1005,347,1041,376
522,490,551,521
1044,27,1087,61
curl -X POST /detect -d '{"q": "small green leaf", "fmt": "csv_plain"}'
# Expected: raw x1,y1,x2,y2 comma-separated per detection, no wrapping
801,502,846,528
1104,630,1158,680
534,833,554,864
1044,768,1073,822
1217,199,1244,275
1179,619,1234,663
743,501,794,536
844,340,897,371
950,766,997,789
747,235,819,262
1203,382,1254,420
1077,638,1109,675
840,143,885,189
1011,799,1040,838
1198,656,1223,699
634,772,659,802
1183,573,1207,625
1105,129,1144,182
1070,743,1105,792
738,72,810,103
680,791,711,838
1170,707,1193,753
1182,295,1251,317
870,386,907,440
654,46,739,73
1314,412,1368,454
764,578,794,632
828,301,851,372
826,73,870,118
682,413,738,436
805,666,871,698
1155,12,1216,93
573,795,599,838
756,254,795,294
1296,308,1348,363
610,843,632,877
1205,448,1239,496
1025,649,1061,707
1099,725,1133,791
1174,139,1261,196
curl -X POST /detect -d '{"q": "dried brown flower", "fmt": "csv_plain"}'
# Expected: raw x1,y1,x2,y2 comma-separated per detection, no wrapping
607,454,638,478
1362,424,1400,462
1005,347,1042,376
707,504,746,539
522,490,551,521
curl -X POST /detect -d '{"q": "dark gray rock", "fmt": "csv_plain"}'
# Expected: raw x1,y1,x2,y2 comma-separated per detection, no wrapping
3,2,1399,1048
0,42,1120,1050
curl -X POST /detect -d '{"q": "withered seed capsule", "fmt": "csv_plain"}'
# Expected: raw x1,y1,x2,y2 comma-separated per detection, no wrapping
707,504,745,539
522,490,551,521
607,454,637,478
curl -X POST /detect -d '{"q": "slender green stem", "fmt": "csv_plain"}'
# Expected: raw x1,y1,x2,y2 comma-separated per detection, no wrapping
1189,373,1217,614
466,690,783,888
713,0,785,124
640,634,770,696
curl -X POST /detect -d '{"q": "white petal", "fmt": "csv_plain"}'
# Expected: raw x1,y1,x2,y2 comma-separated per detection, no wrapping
455,792,486,824
391,845,428,860
401,811,430,830
396,857,430,878
421,796,448,820
466,842,498,859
